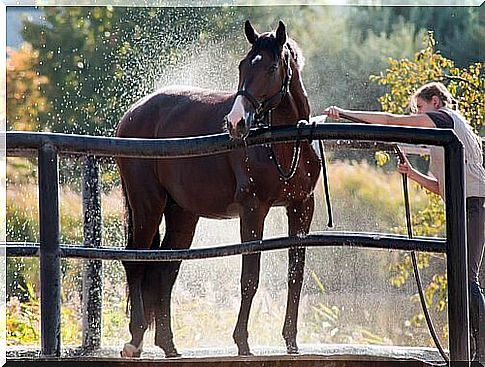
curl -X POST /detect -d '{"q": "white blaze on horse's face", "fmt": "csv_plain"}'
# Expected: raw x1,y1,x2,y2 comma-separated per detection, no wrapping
226,54,263,131
227,95,249,131
251,54,262,65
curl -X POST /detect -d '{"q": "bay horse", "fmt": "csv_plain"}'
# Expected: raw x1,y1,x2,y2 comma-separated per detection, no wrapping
116,20,321,358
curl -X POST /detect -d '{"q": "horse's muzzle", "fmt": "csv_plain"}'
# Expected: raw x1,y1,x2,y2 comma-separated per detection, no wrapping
226,116,249,140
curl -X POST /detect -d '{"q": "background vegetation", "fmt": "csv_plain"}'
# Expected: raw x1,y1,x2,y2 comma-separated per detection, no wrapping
5,4,483,352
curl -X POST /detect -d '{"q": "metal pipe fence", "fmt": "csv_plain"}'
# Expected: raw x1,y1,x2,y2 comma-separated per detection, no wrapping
3,124,470,365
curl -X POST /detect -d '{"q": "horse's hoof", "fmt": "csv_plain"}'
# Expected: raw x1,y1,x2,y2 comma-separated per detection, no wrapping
155,340,180,358
165,351,181,358
237,345,253,356
121,343,143,358
238,351,254,356
286,341,299,355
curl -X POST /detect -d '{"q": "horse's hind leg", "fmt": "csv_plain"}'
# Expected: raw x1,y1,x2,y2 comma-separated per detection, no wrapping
119,161,167,358
153,202,199,358
233,200,269,356
282,195,315,354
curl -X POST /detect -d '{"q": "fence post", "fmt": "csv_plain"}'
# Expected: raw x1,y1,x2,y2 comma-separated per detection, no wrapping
38,144,61,357
82,155,103,351
445,140,470,366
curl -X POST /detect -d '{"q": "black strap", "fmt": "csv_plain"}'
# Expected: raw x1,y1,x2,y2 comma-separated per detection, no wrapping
235,50,293,125
235,90,260,112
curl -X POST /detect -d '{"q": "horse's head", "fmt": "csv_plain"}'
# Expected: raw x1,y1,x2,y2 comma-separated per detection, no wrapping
226,20,294,139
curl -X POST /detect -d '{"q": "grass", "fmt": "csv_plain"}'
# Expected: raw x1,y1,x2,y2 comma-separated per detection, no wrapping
6,158,445,350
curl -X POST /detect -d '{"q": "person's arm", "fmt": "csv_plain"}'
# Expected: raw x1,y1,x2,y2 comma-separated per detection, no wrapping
323,106,436,128
398,155,441,196
324,105,443,195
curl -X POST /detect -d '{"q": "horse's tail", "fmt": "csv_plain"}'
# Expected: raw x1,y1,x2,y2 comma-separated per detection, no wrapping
120,177,133,316
121,177,134,250
142,230,161,330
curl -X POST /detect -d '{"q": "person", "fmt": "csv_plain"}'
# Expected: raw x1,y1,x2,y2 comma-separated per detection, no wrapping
324,82,485,361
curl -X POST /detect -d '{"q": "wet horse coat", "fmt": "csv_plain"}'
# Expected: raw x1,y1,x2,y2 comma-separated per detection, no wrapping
116,21,321,357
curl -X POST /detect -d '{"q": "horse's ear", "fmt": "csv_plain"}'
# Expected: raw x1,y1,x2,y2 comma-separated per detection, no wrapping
276,20,287,47
245,20,259,45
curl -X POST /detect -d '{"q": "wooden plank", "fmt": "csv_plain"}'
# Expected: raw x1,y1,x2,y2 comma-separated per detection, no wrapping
5,355,436,367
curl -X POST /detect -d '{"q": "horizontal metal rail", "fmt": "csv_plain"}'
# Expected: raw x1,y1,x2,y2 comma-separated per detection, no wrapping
4,125,469,364
7,140,422,159
4,232,447,261
6,123,459,158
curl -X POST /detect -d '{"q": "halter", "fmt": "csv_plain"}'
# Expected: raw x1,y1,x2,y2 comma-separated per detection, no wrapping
234,45,334,229
235,51,293,124
235,49,301,182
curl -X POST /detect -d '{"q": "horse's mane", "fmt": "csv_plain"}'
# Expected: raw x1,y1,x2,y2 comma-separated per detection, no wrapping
252,33,305,72
286,38,304,71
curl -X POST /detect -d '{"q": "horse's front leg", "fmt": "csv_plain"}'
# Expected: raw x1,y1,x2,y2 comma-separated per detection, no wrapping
233,199,269,356
283,195,315,354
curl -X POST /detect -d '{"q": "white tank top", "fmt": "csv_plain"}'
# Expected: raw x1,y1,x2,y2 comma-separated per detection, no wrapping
429,107,485,198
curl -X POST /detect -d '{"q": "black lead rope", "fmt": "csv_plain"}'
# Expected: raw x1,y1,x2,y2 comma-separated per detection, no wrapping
318,139,334,228
268,117,303,181
310,119,334,228
338,112,448,363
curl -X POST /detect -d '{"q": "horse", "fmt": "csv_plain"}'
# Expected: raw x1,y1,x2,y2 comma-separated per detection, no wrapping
116,20,321,358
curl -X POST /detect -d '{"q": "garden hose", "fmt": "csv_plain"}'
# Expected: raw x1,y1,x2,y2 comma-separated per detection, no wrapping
337,112,449,363
395,146,449,363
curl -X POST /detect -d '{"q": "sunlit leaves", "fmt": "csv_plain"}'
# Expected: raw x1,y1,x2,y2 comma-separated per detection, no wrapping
374,151,390,167
6,44,49,131
370,32,484,134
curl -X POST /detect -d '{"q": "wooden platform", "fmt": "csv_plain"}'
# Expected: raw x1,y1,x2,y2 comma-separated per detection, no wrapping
6,344,449,367
5,356,443,367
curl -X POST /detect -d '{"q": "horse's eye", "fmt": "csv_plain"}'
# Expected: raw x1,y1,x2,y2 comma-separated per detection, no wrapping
268,64,278,73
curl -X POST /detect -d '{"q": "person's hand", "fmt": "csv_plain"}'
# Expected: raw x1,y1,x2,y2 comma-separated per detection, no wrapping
323,106,345,120
397,154,413,177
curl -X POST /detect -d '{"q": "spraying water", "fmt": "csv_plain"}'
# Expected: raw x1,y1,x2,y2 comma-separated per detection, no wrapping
5,6,451,358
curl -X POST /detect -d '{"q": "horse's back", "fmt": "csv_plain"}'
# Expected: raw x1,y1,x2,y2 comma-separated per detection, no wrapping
116,86,234,138
116,86,240,218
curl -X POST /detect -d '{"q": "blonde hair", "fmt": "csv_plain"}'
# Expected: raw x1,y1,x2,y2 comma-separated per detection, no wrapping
410,82,457,113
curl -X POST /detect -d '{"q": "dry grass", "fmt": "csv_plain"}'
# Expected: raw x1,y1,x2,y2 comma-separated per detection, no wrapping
7,159,440,350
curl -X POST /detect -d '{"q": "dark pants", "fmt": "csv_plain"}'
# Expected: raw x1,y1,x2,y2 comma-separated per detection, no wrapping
467,196,485,356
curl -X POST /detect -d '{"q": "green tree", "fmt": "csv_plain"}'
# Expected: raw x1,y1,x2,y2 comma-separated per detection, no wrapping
371,31,483,132
348,6,482,67
21,6,239,135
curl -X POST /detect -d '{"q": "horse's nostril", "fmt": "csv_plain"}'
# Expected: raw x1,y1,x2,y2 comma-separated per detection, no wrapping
236,119,245,130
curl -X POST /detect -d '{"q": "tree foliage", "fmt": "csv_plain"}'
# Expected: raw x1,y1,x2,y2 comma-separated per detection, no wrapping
371,31,484,134
20,7,237,135
12,6,481,136
349,7,482,67
6,44,49,131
